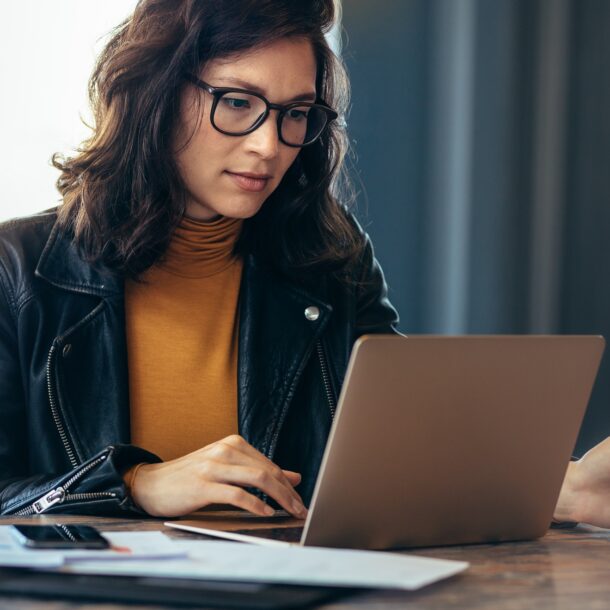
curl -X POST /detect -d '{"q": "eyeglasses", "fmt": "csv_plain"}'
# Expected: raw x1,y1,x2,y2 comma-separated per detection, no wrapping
185,74,338,147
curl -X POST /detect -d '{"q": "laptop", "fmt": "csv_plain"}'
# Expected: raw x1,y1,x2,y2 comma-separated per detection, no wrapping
168,335,605,549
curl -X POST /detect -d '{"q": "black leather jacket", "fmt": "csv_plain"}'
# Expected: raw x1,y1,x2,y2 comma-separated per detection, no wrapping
0,210,398,516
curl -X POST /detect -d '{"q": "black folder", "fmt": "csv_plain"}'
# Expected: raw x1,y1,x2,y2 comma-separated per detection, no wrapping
0,567,360,608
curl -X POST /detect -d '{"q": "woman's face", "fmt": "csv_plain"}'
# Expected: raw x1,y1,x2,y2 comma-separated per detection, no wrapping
174,37,317,221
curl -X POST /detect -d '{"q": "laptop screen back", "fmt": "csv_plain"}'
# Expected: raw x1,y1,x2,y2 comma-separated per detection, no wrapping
302,335,604,549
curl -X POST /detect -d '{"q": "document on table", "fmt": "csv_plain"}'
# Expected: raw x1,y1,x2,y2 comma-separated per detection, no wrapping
0,527,186,566
62,539,469,591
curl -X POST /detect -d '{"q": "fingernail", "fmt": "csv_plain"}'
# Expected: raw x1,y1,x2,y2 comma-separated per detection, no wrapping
292,501,305,515
264,505,274,516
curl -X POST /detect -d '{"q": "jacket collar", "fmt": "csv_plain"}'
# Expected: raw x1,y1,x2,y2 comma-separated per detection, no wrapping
35,219,123,297
35,217,332,308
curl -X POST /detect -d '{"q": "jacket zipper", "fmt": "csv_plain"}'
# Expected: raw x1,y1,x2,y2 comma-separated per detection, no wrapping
47,342,79,468
45,301,107,469
316,339,336,419
12,452,116,516
266,338,337,463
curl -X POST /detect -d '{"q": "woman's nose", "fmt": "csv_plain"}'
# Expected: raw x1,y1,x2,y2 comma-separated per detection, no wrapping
244,112,280,159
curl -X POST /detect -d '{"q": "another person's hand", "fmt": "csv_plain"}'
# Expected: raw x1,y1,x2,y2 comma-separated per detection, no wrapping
554,436,610,528
125,435,307,518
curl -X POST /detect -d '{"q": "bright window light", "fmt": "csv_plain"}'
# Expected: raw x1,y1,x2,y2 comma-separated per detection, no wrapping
0,1,137,222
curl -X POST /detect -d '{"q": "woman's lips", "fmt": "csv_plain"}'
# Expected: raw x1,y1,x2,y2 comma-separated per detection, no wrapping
226,171,270,192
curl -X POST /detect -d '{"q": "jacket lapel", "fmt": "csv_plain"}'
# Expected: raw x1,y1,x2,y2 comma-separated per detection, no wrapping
238,255,332,458
36,222,130,458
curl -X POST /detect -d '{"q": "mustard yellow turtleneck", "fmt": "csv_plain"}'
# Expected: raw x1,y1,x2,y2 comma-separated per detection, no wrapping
125,215,244,462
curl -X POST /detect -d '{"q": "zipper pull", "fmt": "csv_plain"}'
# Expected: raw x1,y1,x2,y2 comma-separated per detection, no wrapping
33,486,66,513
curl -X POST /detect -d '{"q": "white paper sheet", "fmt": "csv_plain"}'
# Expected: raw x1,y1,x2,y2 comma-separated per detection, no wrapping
62,539,469,591
0,551,64,568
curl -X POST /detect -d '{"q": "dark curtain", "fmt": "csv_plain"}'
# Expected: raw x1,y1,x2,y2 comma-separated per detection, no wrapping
342,0,610,454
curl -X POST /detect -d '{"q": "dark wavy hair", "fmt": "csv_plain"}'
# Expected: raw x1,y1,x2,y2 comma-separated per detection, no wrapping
53,0,363,283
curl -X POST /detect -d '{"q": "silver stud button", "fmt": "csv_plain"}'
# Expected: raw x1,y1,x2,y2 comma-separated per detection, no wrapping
62,344,72,358
304,306,320,321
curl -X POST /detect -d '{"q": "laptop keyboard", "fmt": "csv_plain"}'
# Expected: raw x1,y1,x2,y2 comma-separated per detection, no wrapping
234,526,304,543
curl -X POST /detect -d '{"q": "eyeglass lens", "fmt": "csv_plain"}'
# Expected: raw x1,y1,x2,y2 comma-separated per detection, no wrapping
214,92,328,146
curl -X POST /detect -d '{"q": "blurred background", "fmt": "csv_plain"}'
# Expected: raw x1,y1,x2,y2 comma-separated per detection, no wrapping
0,0,608,454
343,0,609,455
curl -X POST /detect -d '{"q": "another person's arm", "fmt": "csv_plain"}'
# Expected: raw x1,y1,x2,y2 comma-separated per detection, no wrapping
554,436,610,528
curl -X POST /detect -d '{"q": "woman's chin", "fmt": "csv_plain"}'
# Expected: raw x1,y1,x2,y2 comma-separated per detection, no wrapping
185,197,265,221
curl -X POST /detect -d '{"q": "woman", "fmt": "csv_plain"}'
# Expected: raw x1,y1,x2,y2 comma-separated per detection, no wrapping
0,0,398,518
554,437,610,529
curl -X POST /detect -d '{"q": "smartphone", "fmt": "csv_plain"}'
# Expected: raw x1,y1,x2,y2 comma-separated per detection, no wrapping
9,524,110,549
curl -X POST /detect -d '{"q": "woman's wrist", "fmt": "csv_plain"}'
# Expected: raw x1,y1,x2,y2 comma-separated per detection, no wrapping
123,462,148,510
554,460,581,523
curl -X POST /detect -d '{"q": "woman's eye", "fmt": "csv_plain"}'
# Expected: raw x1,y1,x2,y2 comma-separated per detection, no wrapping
222,97,251,110
287,108,308,121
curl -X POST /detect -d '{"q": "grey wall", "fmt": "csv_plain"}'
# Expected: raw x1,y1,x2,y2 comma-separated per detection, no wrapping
341,1,429,331
342,0,610,454
560,0,610,452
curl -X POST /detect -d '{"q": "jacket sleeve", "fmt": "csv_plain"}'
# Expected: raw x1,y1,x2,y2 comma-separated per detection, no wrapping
353,227,401,338
0,446,161,517
0,264,160,517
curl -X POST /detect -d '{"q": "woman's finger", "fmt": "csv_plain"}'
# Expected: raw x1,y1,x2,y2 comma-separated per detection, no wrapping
221,437,304,491
202,482,275,516
204,438,305,506
204,462,307,518
282,470,302,484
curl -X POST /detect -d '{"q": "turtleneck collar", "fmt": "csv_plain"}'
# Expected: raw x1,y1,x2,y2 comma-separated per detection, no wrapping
159,215,244,278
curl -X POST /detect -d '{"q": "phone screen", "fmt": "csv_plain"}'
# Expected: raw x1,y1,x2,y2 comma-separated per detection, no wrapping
10,524,110,549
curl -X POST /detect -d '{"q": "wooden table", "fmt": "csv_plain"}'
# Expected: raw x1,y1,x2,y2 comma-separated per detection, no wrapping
1,513,609,609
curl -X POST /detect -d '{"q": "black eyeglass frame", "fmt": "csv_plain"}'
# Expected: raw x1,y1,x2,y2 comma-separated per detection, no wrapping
185,74,338,148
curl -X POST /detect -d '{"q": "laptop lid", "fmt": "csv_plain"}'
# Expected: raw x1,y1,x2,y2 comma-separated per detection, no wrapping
301,335,605,549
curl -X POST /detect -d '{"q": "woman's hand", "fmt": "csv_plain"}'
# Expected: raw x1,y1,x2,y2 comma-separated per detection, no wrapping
125,435,307,518
554,436,610,527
